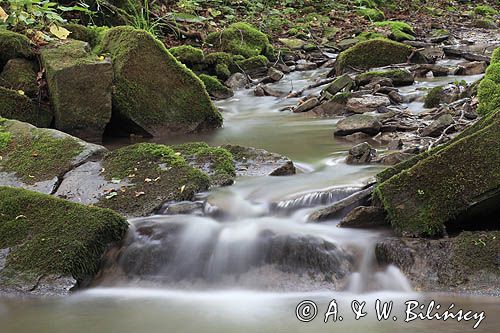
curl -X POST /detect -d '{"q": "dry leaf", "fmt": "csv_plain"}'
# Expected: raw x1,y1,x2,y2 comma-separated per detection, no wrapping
49,25,71,40
134,191,145,197
0,6,8,22
144,178,152,182
17,90,25,96
180,185,186,193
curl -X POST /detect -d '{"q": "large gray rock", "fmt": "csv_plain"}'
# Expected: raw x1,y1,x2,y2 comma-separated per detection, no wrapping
223,145,296,176
293,97,319,113
334,114,382,136
41,39,113,140
420,114,454,137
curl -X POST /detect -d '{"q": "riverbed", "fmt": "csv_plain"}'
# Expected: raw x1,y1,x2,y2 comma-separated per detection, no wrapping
1,63,498,332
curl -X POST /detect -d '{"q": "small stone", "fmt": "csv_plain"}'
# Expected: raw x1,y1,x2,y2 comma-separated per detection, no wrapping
324,74,354,95
347,95,391,113
420,114,454,137
346,142,376,164
339,206,387,228
225,73,249,90
267,67,284,82
296,60,318,71
334,114,382,136
456,61,488,75
293,97,319,113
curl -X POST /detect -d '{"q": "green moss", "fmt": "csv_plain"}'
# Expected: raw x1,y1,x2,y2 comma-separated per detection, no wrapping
356,31,384,41
0,117,12,150
215,63,231,80
335,38,413,74
97,26,222,133
64,24,108,47
0,58,38,97
206,22,272,58
474,5,498,17
0,125,83,184
0,87,52,127
0,186,128,282
174,142,235,184
357,7,385,22
424,86,444,108
236,55,269,71
169,45,205,65
375,21,415,41
0,31,34,67
356,69,414,86
477,48,500,116
199,74,233,99
330,92,351,104
98,143,211,216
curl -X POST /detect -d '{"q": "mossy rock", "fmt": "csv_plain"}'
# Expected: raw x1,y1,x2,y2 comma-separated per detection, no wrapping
477,48,500,116
335,39,413,74
98,26,222,137
0,30,34,68
0,119,106,192
207,22,272,58
169,45,205,66
0,58,38,97
472,18,497,29
63,24,108,47
97,143,213,216
236,55,269,71
0,87,53,127
278,38,306,50
199,74,234,100
356,69,414,86
41,40,113,140
375,21,415,41
0,186,128,290
423,85,444,108
374,57,500,236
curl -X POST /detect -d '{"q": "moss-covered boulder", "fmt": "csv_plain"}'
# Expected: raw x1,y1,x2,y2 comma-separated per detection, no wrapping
356,69,414,86
207,22,273,58
423,85,444,108
374,53,500,237
169,45,205,67
63,24,107,47
0,186,127,295
335,39,414,74
41,40,113,140
374,21,415,41
0,118,106,194
98,27,222,136
0,87,53,127
0,31,34,68
0,58,38,97
199,74,234,100
477,48,500,116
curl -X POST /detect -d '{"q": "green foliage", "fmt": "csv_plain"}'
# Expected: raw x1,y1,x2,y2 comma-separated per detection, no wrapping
477,48,500,116
1,0,92,37
357,7,385,21
0,117,12,150
474,5,498,17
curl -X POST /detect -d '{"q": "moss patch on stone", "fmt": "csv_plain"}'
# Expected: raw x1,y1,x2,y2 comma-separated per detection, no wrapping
477,48,500,116
236,55,269,71
169,45,205,65
98,26,222,136
0,58,38,97
0,120,83,184
356,69,414,86
98,143,211,216
207,22,272,58
0,31,34,67
0,86,53,127
199,74,233,99
375,21,415,41
357,7,385,21
452,231,500,274
335,38,413,74
174,142,235,185
0,186,128,282
424,85,444,108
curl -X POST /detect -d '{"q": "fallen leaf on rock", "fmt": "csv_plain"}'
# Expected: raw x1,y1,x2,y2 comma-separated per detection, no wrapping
105,192,118,199
49,25,71,40
134,191,145,197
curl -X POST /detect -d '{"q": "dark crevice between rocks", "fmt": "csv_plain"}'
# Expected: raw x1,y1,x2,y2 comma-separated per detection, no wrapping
103,109,153,139
445,187,500,236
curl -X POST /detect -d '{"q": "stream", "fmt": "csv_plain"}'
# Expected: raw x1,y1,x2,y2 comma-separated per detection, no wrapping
0,62,498,332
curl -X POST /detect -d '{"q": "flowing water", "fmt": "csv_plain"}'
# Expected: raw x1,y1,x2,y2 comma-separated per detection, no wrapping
1,62,499,332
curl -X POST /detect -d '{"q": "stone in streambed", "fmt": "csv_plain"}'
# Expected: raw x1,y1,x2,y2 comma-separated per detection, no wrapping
0,186,128,296
346,142,376,164
456,61,488,75
98,26,222,137
267,67,284,82
334,114,382,136
324,74,354,95
199,74,234,100
41,40,113,140
346,95,391,113
0,119,106,195
225,73,249,90
420,114,454,137
355,69,414,87
339,206,387,228
293,97,319,113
